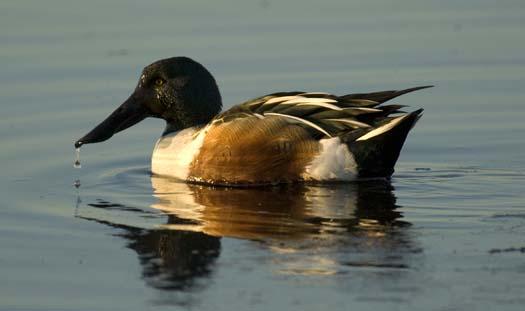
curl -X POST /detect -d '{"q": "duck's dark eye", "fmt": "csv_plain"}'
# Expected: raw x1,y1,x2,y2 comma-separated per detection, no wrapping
154,78,165,87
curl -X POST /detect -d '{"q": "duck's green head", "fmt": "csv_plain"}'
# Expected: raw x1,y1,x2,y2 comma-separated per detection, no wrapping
75,57,222,148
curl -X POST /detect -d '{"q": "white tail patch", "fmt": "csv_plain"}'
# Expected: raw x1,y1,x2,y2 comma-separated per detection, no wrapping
151,126,208,180
356,114,408,141
303,137,358,181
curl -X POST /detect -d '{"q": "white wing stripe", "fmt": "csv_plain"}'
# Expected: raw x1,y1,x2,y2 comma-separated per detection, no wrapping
349,99,378,104
264,96,304,105
264,96,339,106
356,115,407,141
264,112,332,137
344,107,382,112
296,102,343,110
326,118,371,128
282,97,338,105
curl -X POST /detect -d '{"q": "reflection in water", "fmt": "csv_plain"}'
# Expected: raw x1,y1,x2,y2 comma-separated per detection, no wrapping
78,214,221,291
121,224,220,291
78,175,417,292
151,177,408,241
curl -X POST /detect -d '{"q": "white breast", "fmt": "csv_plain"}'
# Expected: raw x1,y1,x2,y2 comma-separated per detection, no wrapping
151,127,208,180
302,137,358,181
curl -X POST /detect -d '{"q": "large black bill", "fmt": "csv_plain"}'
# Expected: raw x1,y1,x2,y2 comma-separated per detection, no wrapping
74,96,148,148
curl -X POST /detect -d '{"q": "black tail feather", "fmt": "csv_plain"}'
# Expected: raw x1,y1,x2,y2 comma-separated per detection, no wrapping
346,109,423,178
341,85,433,104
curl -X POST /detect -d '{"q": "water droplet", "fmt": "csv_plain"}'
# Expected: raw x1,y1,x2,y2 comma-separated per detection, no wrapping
73,179,81,188
74,148,81,168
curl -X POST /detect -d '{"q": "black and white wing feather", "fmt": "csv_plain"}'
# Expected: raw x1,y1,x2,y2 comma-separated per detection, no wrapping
216,86,432,139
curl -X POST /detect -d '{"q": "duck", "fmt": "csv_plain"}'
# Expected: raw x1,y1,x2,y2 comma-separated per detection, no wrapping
75,57,431,186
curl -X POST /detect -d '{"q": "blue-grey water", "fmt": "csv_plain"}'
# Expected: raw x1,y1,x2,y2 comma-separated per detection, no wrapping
1,0,525,310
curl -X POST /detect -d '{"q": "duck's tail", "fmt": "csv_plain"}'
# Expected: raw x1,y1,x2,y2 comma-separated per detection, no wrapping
345,109,423,178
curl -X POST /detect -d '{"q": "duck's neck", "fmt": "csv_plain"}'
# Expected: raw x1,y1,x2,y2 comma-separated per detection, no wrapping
162,117,214,137
161,97,222,136
162,123,188,136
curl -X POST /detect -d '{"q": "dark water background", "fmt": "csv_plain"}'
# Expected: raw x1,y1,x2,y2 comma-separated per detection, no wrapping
1,0,524,310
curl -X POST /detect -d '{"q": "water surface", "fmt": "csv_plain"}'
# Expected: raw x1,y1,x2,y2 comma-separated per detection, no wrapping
1,0,525,310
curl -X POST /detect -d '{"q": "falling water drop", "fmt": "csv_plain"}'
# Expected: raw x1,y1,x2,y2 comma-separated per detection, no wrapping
74,147,81,168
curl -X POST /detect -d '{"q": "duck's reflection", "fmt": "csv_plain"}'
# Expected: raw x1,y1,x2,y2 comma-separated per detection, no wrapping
122,224,220,290
152,177,407,237
79,176,416,291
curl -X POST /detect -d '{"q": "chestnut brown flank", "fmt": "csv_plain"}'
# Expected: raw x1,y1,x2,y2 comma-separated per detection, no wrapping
189,116,320,184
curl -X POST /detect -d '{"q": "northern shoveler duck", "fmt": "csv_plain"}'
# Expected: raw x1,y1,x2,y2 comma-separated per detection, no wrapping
75,57,431,185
